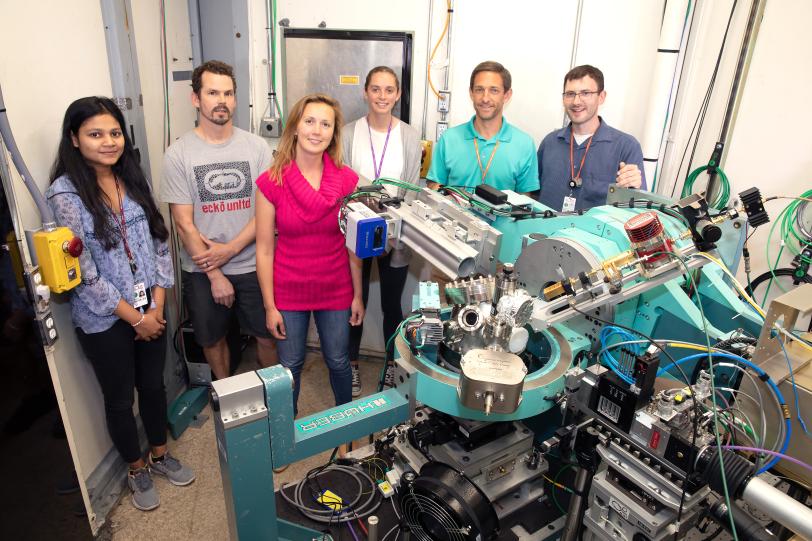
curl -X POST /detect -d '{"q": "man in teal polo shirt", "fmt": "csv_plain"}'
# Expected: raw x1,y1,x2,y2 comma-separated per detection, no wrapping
427,61,539,195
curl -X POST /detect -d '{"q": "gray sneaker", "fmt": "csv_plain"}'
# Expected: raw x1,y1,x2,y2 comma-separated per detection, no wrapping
149,452,196,486
128,467,159,511
351,364,362,398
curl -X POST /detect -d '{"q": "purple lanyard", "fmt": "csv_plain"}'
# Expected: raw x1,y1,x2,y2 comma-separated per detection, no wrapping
367,116,393,180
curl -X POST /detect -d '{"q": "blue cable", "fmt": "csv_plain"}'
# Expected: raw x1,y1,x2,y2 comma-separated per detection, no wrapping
659,351,791,473
776,337,810,436
599,326,640,385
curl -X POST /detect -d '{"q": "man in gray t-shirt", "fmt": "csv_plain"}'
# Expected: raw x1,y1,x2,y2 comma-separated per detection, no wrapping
161,60,274,379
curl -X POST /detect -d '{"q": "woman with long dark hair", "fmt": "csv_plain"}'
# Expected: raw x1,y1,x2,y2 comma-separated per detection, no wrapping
46,96,194,511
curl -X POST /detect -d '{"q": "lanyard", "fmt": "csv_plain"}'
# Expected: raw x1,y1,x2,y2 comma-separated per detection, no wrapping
367,116,393,180
569,130,594,185
112,178,137,275
474,139,500,184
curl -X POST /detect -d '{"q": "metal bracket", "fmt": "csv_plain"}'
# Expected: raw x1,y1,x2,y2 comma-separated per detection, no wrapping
752,283,812,381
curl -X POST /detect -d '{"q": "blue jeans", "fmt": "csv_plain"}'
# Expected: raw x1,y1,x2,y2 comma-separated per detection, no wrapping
277,309,352,416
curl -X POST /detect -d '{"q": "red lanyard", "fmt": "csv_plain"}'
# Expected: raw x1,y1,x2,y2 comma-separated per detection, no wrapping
474,139,500,184
367,116,393,180
112,178,137,274
569,131,593,183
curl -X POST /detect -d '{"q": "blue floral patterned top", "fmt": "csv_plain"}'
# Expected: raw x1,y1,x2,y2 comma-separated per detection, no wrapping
46,175,174,334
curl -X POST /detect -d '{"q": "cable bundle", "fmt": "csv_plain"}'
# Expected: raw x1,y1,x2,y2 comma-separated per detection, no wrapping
278,463,382,525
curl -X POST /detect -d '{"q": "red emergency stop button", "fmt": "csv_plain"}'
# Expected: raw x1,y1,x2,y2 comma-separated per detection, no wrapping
63,237,83,257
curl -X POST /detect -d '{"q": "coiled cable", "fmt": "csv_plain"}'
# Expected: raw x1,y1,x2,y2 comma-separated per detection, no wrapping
279,464,382,524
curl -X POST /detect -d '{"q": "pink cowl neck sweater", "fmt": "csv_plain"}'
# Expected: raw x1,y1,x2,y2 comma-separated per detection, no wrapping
256,153,359,311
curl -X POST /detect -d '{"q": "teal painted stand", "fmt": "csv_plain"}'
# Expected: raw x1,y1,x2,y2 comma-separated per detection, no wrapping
167,386,209,440
214,366,411,540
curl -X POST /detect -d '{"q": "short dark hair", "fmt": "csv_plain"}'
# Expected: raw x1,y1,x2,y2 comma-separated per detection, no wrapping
192,60,237,95
469,61,512,92
365,66,400,91
564,65,604,92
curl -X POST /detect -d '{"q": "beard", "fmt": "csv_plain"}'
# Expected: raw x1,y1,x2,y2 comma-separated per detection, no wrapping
206,106,232,125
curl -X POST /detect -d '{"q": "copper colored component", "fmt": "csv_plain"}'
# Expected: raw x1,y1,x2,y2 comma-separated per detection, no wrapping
624,211,664,242
543,281,567,301
624,212,673,272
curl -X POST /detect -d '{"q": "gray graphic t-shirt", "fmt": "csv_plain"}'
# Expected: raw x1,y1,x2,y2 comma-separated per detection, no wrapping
160,128,271,275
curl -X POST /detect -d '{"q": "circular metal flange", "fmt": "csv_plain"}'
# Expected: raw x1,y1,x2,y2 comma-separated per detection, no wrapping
514,236,613,337
394,325,578,421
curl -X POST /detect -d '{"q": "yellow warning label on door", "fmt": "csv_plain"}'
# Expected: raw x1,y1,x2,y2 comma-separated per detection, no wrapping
339,75,360,85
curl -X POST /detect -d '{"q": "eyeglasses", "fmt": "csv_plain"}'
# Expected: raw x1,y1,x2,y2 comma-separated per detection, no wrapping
562,90,600,101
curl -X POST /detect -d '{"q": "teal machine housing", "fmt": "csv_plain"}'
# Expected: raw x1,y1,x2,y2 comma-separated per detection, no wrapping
212,368,414,541
494,191,760,340
211,190,764,539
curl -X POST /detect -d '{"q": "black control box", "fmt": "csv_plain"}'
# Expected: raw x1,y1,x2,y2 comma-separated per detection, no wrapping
475,184,508,205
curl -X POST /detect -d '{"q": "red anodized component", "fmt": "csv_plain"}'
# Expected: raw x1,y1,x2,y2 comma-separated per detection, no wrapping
624,211,663,242
624,212,672,268
62,236,84,258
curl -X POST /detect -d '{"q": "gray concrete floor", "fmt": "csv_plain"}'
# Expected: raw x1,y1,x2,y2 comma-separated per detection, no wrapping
106,349,384,540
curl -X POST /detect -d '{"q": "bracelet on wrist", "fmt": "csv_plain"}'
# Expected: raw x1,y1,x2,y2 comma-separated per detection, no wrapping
131,314,146,327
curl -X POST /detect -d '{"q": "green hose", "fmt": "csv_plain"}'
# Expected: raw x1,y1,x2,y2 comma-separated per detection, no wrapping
763,189,812,300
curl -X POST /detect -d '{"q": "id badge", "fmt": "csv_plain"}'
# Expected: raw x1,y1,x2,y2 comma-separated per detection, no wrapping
133,282,148,309
562,196,577,212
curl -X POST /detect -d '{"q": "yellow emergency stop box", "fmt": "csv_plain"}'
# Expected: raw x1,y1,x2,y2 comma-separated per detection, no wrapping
32,227,82,293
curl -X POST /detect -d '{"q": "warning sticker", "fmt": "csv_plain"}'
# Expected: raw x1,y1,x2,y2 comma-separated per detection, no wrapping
339,75,360,85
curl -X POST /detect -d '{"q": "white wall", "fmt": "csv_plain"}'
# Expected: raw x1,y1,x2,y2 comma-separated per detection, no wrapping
0,0,116,530
716,0,812,283
445,0,662,142
657,0,750,197
249,0,662,146
658,0,812,288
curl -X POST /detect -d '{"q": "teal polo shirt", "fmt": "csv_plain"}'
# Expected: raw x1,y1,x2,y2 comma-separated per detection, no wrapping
427,116,539,193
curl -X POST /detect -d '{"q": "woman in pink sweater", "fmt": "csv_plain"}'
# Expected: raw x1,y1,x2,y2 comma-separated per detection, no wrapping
255,94,364,415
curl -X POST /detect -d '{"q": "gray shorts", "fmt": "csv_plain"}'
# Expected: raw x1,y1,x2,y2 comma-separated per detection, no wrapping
181,270,271,347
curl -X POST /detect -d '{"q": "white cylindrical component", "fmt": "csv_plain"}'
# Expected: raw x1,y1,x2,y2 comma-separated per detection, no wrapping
508,327,529,354
640,0,690,184
395,208,480,279
742,477,812,540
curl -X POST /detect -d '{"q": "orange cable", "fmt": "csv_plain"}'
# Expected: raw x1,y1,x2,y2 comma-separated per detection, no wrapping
427,0,452,99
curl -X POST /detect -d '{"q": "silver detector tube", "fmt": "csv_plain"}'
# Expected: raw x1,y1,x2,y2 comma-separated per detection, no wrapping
741,476,812,540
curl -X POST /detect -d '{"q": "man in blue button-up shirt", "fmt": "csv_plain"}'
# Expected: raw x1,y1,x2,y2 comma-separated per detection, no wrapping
537,65,645,211
427,61,539,195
